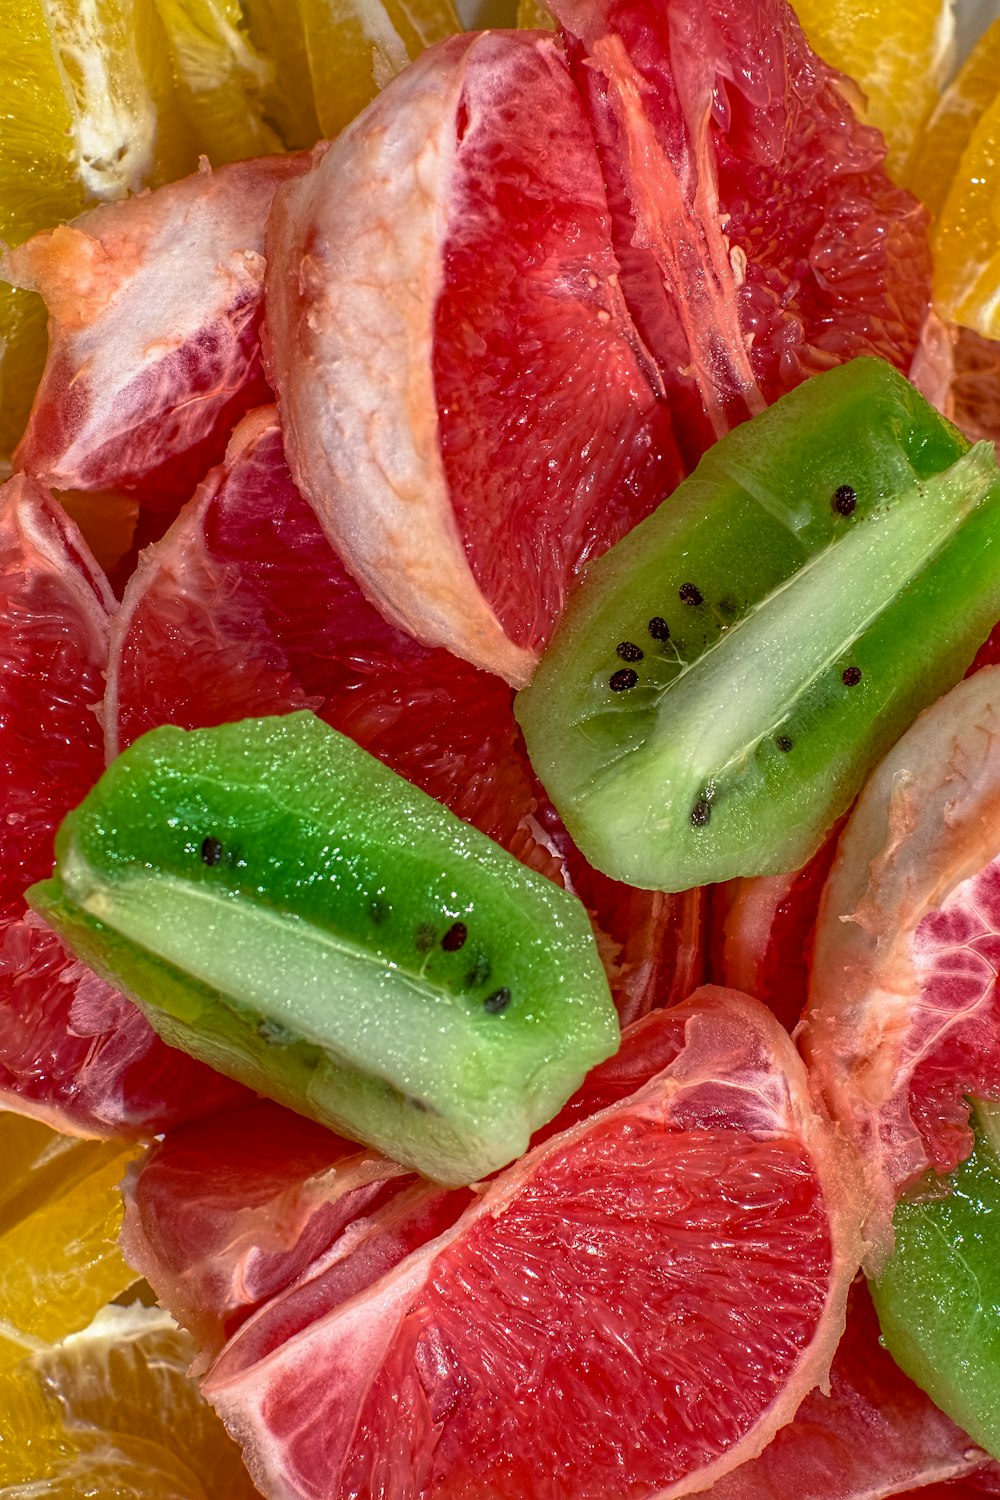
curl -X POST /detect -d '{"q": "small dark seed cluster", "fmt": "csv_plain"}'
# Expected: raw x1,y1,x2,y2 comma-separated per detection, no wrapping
610,668,638,692
483,987,511,1014
608,588,706,691
842,666,862,686
617,641,644,662
200,835,223,866
832,484,857,516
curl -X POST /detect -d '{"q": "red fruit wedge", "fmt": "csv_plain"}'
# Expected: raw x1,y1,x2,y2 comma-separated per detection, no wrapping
264,29,682,684
548,0,932,462
700,1282,995,1500
190,988,858,1500
105,405,702,1024
801,664,1000,1258
710,827,843,1033
4,155,307,508
0,474,247,1137
951,326,1000,458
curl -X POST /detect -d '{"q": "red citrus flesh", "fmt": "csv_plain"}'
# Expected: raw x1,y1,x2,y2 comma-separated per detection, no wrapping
105,405,702,1024
5,156,307,507
181,989,859,1500
264,29,683,683
802,665,1000,1257
0,474,247,1136
547,0,932,465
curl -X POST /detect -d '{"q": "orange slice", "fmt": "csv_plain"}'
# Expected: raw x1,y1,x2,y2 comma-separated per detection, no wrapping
789,0,955,181
907,16,1000,214
0,1303,259,1495
932,87,1000,340
0,1113,140,1369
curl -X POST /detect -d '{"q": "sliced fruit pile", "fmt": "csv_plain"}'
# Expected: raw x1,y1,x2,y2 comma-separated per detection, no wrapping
4,0,1000,1496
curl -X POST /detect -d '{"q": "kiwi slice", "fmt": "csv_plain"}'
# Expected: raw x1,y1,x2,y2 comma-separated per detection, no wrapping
516,359,1000,891
28,713,618,1186
870,1101,1000,1459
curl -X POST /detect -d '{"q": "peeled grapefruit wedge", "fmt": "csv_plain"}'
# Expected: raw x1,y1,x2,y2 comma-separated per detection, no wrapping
104,406,702,1024
802,664,1000,1256
264,28,682,683
127,989,859,1500
0,474,246,1136
4,155,307,506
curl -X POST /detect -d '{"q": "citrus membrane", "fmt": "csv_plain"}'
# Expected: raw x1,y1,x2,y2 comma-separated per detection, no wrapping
871,1101,1000,1461
30,713,618,1186
516,359,1000,891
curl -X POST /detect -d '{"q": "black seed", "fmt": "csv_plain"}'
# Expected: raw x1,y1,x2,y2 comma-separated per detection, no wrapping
610,668,638,692
415,923,436,953
648,616,671,641
775,735,793,752
690,800,711,827
679,582,703,607
441,921,467,952
465,952,492,988
616,641,644,662
405,1095,433,1113
200,836,223,866
370,899,391,925
483,987,511,1014
842,666,863,686
832,484,858,516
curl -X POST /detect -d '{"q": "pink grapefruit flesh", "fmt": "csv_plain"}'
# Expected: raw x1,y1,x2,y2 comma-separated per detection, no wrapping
264,29,682,683
802,664,1000,1259
5,155,307,507
175,988,861,1500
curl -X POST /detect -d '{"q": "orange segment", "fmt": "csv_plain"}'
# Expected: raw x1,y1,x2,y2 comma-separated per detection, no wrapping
932,88,1000,339
299,0,462,140
151,0,283,163
907,17,1000,214
0,1304,259,1495
240,0,322,148
789,0,954,180
0,1113,140,1369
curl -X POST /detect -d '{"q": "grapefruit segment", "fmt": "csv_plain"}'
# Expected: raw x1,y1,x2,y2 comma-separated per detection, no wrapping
178,989,860,1500
548,0,932,462
264,29,682,681
0,472,247,1137
105,405,701,1023
5,154,308,506
802,664,1000,1256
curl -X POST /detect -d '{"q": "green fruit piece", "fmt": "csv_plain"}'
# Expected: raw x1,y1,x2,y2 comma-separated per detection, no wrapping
870,1101,1000,1459
516,358,1000,891
29,713,617,1186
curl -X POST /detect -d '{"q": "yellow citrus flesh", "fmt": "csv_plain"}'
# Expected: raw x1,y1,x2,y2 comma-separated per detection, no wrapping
151,0,283,164
907,17,1000,215
0,1303,260,1495
300,0,462,140
516,0,553,29
0,1113,140,1370
932,87,1000,340
240,0,322,148
789,0,954,181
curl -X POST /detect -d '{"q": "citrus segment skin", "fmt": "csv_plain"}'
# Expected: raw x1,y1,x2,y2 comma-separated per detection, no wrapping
547,0,933,465
5,154,307,506
516,359,1000,891
104,406,703,1025
802,664,1000,1262
0,474,245,1138
32,713,619,1185
264,29,682,682
176,989,861,1500
700,1281,995,1500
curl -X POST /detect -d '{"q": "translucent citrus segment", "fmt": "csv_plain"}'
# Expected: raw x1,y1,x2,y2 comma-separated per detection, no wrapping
300,0,462,140
0,1303,260,1494
906,16,1000,214
151,0,283,164
789,0,955,180
0,1114,140,1369
516,0,554,29
240,0,322,148
932,88,1000,340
